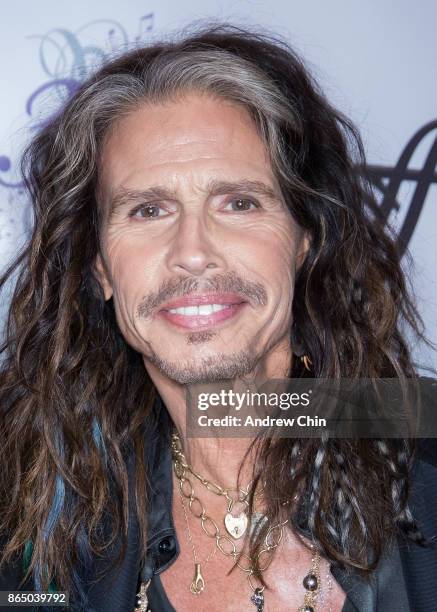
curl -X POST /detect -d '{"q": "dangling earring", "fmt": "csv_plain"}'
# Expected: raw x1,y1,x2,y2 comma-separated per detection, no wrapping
301,355,313,371
291,323,312,371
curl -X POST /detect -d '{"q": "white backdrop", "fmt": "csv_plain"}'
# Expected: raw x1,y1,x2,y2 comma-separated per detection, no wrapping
1,0,436,371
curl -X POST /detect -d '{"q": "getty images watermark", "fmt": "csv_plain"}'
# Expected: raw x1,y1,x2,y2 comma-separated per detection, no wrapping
195,387,325,428
185,377,437,438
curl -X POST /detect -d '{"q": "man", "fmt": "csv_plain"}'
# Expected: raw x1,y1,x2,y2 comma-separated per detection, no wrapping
0,24,436,612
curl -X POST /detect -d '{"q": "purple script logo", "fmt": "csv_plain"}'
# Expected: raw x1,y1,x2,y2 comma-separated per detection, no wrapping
0,13,154,189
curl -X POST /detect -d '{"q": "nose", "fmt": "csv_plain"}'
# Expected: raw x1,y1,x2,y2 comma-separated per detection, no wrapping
165,212,227,276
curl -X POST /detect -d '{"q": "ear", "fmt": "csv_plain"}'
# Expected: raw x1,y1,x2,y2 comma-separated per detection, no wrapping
296,230,312,271
94,254,113,301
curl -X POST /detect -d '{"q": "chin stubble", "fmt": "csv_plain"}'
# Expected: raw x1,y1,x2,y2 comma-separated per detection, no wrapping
145,346,258,384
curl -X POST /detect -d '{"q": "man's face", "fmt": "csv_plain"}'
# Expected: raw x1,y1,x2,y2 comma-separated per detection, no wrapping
96,92,309,384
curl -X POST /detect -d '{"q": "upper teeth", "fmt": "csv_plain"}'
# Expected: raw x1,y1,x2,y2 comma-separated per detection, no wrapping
168,304,232,315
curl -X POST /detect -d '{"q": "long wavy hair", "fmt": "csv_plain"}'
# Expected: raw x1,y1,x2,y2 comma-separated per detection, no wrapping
0,23,435,604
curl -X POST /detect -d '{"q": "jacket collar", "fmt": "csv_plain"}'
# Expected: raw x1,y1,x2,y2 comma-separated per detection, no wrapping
86,393,436,612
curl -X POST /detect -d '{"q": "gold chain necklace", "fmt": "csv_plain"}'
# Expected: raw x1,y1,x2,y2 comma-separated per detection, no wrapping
171,433,322,612
171,431,256,539
178,485,217,594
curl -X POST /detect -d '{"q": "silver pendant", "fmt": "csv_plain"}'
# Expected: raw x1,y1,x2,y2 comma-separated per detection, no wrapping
135,580,151,612
224,511,248,539
251,587,265,611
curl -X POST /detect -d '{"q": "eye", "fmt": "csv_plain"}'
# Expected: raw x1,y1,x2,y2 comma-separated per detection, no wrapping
224,198,260,212
129,204,167,219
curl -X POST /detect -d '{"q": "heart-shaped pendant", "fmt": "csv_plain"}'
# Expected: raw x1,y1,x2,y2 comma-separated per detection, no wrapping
224,512,248,539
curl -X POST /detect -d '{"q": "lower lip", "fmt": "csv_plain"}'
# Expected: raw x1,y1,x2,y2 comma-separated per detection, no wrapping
158,302,247,330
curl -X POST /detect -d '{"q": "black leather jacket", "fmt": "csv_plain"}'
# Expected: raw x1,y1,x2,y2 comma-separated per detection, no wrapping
1,393,437,611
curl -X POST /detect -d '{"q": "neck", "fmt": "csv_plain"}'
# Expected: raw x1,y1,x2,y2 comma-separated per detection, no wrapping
144,347,293,491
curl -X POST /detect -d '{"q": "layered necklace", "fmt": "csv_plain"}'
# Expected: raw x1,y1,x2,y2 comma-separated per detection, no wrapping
134,433,331,611
170,432,326,612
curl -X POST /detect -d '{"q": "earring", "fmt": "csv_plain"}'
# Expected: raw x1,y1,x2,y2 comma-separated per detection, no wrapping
291,323,312,371
301,355,313,371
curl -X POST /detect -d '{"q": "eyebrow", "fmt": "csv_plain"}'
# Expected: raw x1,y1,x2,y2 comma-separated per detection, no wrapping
108,179,281,216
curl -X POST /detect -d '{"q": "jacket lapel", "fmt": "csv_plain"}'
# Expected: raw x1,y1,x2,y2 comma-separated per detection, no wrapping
84,447,142,612
398,455,437,611
85,398,167,612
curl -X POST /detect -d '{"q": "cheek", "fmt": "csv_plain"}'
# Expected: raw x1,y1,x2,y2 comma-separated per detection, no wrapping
237,219,299,281
247,224,301,317
105,240,153,315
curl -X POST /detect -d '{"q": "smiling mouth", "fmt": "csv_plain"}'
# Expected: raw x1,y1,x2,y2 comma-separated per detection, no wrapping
158,300,248,330
166,303,233,315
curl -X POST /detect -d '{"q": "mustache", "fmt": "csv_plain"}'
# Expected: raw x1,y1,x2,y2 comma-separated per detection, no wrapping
136,271,268,318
